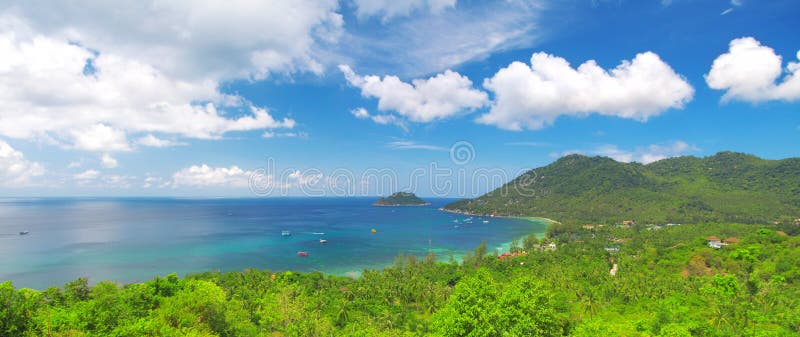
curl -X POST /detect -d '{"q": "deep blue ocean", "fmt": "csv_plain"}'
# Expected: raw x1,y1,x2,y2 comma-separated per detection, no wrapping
0,197,547,289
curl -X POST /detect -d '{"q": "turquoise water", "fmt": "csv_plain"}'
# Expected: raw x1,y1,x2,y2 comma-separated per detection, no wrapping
0,198,548,289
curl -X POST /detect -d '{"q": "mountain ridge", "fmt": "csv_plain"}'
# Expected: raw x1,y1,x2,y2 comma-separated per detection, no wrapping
444,152,800,224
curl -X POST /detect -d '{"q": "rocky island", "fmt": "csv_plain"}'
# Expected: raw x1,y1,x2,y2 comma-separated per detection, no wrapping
373,192,430,206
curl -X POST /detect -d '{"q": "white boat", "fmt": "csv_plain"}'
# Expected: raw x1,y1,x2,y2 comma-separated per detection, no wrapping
483,220,489,224
281,230,291,236
19,230,29,235
319,239,327,244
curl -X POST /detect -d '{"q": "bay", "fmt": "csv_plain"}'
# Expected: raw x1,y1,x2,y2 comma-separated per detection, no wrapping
0,197,547,289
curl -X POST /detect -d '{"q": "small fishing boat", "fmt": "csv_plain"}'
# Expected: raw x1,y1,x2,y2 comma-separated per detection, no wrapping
483,220,489,224
19,231,29,235
371,228,377,234
297,251,309,257
281,230,291,236
319,239,327,244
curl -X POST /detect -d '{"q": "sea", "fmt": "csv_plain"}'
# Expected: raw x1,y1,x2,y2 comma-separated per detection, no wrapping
0,197,548,289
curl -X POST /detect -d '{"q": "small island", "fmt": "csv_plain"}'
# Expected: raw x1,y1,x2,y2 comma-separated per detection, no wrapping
373,192,430,206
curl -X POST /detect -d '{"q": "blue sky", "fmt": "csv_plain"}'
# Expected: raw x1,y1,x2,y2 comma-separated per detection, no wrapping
0,0,797,197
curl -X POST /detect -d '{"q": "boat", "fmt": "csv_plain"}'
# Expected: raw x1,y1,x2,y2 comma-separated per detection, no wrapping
319,239,327,244
371,228,377,234
297,251,309,257
312,232,325,235
483,220,489,224
19,231,29,235
281,230,291,236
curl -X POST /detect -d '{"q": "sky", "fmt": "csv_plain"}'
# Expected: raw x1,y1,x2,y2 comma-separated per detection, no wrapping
0,0,798,198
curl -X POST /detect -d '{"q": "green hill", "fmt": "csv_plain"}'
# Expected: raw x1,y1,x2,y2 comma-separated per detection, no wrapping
373,192,430,206
444,152,800,224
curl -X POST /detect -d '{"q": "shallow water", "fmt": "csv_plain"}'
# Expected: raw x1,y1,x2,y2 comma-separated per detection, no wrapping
0,197,547,289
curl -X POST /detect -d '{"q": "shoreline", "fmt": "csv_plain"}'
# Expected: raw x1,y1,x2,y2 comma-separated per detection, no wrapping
438,208,555,254
438,207,561,225
372,203,432,207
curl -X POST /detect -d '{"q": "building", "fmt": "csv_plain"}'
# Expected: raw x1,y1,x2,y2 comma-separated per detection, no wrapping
723,237,739,245
707,236,739,249
604,244,621,253
707,236,723,249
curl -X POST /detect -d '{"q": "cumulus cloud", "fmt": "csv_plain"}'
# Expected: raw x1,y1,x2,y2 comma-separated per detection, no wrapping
171,164,323,192
0,9,303,152
350,107,408,131
171,164,253,188
478,51,694,130
351,107,371,119
706,37,800,102
5,1,342,81
74,169,100,181
100,153,118,169
0,140,44,186
70,125,131,152
553,141,699,164
340,65,488,123
137,135,187,148
352,0,456,21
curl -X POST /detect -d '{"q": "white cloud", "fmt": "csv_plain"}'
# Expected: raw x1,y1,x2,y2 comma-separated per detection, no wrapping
351,107,371,119
0,9,306,151
339,1,543,77
100,153,118,169
137,134,187,148
74,169,100,181
70,124,131,152
556,141,699,164
706,37,800,102
143,176,163,188
262,131,308,139
352,0,456,21
5,1,343,81
102,174,135,188
349,107,408,131
478,51,694,130
286,170,323,187
0,139,44,186
386,140,447,151
171,164,253,188
340,65,488,123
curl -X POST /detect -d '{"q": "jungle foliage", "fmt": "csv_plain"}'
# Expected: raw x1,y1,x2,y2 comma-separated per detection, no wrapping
2,222,799,336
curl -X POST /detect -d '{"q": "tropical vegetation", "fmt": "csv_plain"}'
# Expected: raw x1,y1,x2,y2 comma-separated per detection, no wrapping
2,222,798,336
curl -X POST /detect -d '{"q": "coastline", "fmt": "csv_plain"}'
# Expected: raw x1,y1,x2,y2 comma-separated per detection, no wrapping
372,203,432,207
438,208,555,254
438,207,561,225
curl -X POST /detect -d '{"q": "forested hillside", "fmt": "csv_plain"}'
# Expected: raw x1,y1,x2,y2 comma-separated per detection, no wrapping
445,152,800,224
2,223,798,336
